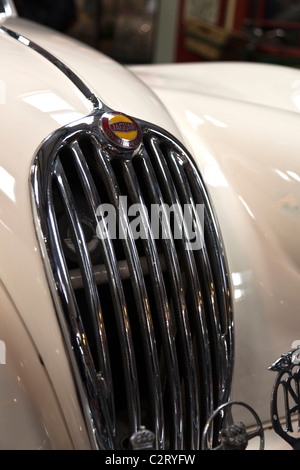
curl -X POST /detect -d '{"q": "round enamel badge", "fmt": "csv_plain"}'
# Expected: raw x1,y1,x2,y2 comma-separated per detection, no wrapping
101,112,142,151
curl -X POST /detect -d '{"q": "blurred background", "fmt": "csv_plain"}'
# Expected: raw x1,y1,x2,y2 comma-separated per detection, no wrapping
13,0,300,67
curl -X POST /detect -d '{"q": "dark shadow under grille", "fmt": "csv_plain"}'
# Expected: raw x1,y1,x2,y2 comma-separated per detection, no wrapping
30,111,234,450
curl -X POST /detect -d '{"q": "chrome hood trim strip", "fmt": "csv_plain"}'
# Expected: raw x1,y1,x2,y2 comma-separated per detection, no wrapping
0,24,100,109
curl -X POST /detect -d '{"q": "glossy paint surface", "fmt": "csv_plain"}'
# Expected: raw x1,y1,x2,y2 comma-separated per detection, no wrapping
1,9,300,445
0,281,72,449
0,17,185,448
3,17,181,137
0,26,96,449
132,61,300,424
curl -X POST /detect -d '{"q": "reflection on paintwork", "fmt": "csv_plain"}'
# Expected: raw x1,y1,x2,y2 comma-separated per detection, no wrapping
238,195,255,220
185,110,204,130
274,169,300,184
0,219,11,233
274,169,290,181
287,171,300,183
291,80,300,111
232,272,243,287
184,110,228,188
0,340,6,364
232,271,252,303
202,150,228,188
204,114,227,128
22,91,74,113
22,91,84,125
50,112,85,125
232,272,245,301
234,289,244,301
0,166,15,201
204,165,228,188
185,110,227,130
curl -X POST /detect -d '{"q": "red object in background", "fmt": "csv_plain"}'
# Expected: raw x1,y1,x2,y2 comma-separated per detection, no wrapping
176,0,253,62
233,0,251,29
218,0,228,26
234,0,268,29
175,0,229,62
176,0,200,62
175,0,270,62
246,19,300,62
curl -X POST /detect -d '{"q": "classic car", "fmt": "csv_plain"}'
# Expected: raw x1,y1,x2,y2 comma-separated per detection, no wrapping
0,0,300,451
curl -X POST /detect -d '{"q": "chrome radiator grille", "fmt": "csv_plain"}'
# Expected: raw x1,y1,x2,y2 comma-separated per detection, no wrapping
31,111,234,450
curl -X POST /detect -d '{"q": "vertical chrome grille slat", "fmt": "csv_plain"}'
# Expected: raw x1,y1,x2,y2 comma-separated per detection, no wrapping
68,141,142,438
121,158,183,450
166,149,226,407
145,136,214,423
30,110,234,450
53,159,113,392
183,162,234,402
48,159,115,449
136,149,200,449
91,141,165,449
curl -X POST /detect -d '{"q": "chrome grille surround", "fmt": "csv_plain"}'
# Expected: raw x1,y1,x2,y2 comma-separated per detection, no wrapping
30,108,234,450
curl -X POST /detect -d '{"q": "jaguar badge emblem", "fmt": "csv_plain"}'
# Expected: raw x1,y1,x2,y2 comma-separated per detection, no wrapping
101,111,142,151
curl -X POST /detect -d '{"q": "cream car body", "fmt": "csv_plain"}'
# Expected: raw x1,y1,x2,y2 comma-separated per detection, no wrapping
0,0,300,449
131,61,300,425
